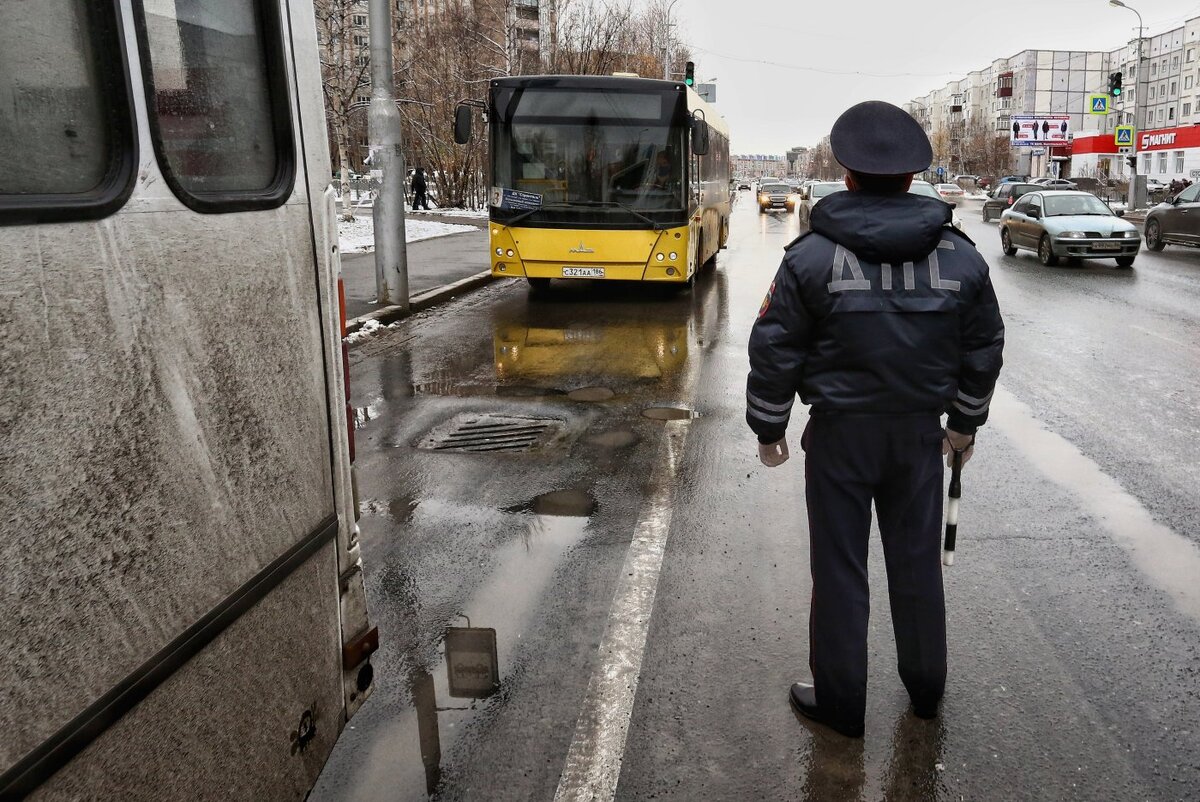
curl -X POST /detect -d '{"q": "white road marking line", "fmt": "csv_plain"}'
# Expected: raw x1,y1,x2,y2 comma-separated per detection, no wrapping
991,384,1200,621
1128,325,1185,347
554,333,704,801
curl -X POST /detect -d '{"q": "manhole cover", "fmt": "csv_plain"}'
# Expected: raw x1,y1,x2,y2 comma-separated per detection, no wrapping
567,386,615,402
641,406,696,421
418,413,564,453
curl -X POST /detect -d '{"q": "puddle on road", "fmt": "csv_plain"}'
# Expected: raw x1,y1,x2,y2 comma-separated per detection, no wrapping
343,510,592,799
505,489,596,517
991,384,1200,620
567,386,615,402
641,405,698,421
585,429,639,449
353,400,386,429
411,381,566,398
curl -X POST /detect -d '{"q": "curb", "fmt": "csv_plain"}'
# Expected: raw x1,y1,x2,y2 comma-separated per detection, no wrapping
344,270,497,336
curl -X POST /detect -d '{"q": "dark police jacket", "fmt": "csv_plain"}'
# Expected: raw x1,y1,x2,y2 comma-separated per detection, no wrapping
746,190,1004,444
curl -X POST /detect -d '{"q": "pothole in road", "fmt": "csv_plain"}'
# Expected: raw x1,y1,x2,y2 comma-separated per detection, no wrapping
567,386,615,402
585,429,638,448
506,489,596,517
641,405,697,421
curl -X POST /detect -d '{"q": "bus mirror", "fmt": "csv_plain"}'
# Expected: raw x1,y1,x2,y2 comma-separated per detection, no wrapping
454,105,472,144
691,119,709,156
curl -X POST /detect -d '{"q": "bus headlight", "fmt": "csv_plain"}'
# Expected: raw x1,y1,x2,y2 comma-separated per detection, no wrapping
506,248,515,257
669,252,677,260
656,253,665,261
495,247,503,256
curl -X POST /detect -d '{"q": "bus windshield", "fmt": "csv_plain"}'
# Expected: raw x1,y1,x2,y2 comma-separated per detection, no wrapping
491,87,688,227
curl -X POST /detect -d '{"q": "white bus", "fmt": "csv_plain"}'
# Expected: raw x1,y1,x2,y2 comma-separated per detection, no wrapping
0,1,374,798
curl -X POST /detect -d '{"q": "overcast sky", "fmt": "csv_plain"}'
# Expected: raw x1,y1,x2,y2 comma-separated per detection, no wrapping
665,0,1200,154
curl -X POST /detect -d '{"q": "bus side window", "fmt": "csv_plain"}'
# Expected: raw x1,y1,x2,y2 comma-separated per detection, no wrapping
133,0,295,212
0,0,136,223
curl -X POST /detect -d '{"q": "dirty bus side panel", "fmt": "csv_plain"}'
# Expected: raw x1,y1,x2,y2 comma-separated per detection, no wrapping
0,1,365,798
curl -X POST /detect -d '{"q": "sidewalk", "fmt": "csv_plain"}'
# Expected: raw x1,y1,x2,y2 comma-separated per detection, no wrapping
340,228,491,323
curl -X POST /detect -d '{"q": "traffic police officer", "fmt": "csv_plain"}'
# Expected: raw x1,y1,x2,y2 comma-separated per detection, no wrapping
746,101,1005,738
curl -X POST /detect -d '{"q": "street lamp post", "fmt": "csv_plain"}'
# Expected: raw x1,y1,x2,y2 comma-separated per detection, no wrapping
1108,0,1146,207
664,0,681,80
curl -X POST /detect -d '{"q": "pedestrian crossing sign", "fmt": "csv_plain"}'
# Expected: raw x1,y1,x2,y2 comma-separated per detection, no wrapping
1114,125,1134,146
1089,95,1108,114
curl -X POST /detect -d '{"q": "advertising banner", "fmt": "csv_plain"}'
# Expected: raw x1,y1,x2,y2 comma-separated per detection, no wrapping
1010,115,1071,145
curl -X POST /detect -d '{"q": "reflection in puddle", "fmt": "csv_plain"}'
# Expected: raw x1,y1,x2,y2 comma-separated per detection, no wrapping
641,405,697,421
585,429,639,449
493,322,689,380
346,513,592,800
354,400,386,429
567,386,616,402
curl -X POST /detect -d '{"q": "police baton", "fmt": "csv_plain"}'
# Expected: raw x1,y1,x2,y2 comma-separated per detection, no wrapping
942,447,965,566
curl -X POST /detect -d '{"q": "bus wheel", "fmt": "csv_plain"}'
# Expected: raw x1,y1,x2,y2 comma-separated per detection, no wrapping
526,277,550,291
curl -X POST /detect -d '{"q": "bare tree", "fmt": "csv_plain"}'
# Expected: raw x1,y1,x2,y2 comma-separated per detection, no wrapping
315,0,371,220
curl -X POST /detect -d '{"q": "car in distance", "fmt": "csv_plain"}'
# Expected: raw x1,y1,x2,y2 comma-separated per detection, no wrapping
909,180,963,230
794,181,846,225
981,182,1040,221
757,182,794,213
737,180,751,190
1143,182,1200,251
999,190,1140,268
935,182,965,201
1030,178,1078,190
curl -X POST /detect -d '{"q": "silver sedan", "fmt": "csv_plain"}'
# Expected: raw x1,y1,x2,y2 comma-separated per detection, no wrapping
999,191,1140,268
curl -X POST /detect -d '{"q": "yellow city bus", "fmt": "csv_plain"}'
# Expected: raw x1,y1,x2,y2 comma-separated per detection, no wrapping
455,75,731,289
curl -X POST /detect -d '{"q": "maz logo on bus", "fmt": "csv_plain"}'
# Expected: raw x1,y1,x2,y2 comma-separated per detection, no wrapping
569,242,595,254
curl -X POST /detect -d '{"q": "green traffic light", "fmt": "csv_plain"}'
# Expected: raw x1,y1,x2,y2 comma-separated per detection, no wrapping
1112,87,1122,96
685,78,694,86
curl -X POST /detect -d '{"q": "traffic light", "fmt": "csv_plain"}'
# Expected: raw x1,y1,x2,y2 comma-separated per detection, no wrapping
1108,72,1123,97
1126,155,1137,170
684,61,695,87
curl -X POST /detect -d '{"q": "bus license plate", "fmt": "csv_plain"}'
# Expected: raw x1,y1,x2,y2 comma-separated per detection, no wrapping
563,266,604,278
1092,241,1120,251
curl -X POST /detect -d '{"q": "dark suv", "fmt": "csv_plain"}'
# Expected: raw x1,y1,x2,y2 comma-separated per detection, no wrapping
982,182,1040,222
1144,183,1200,251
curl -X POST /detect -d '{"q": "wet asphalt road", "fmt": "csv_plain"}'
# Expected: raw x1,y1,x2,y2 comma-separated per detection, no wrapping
312,194,1200,801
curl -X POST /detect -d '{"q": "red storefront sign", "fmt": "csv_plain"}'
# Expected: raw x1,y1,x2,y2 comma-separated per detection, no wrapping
1138,126,1200,151
1070,125,1200,155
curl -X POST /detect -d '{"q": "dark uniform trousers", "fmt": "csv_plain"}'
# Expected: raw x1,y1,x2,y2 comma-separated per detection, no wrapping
802,412,948,730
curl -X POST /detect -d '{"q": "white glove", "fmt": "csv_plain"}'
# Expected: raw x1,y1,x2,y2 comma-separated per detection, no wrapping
758,437,790,467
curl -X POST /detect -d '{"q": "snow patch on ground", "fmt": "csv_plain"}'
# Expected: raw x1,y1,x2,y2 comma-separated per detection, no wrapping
338,216,476,253
408,207,488,219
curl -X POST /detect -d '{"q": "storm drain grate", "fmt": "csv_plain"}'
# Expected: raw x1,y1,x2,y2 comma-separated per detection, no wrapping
418,414,565,453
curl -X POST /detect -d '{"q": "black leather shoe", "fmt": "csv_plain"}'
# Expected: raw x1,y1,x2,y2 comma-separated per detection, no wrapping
911,701,939,720
788,683,865,738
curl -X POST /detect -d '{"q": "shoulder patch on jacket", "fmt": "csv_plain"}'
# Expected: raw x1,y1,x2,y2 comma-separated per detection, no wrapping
758,280,776,318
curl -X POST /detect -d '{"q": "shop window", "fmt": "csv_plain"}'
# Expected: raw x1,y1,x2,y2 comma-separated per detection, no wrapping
0,0,137,223
1158,152,1167,174
1176,151,1186,173
134,0,295,212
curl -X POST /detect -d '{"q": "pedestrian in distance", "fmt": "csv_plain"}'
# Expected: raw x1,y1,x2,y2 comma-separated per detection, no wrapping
745,100,1005,738
411,167,430,211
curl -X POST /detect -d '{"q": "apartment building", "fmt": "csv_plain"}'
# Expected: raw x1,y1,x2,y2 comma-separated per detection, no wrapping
734,154,785,179
906,11,1200,183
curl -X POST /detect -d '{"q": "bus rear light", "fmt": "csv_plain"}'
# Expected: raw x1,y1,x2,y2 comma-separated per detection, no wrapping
656,253,664,261
506,248,514,257
666,267,677,276
669,251,677,260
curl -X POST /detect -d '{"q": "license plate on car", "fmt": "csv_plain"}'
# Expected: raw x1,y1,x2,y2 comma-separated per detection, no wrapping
1092,241,1121,251
563,266,604,278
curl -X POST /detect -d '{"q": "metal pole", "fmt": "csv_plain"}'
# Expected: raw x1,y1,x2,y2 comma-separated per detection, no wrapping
664,0,681,80
369,0,408,309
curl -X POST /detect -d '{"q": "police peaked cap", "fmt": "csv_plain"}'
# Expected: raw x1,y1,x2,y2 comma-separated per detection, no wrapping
830,101,932,176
